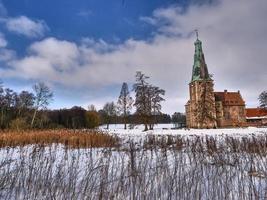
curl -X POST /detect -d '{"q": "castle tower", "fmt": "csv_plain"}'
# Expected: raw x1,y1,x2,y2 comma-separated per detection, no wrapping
185,33,217,128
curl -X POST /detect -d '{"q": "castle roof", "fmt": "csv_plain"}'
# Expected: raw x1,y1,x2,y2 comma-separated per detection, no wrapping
191,38,211,82
246,108,267,118
214,90,245,106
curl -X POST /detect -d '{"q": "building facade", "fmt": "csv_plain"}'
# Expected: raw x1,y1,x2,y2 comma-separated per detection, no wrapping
246,108,267,127
186,37,246,128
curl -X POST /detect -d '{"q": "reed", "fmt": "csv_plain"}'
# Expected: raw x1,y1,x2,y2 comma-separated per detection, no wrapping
0,129,119,148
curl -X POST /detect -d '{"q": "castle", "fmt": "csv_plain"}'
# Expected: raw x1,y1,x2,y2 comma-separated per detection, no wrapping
185,35,247,128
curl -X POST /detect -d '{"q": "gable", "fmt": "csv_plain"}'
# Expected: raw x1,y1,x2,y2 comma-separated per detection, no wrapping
214,91,245,106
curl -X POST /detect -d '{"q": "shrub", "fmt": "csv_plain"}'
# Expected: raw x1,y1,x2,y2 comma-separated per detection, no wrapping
9,118,29,131
85,111,100,129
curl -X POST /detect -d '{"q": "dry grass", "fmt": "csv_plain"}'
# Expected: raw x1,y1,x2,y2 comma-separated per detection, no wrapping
0,129,120,148
1,133,267,199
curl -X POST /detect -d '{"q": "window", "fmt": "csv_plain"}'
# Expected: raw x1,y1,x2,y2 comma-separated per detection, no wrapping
224,112,231,120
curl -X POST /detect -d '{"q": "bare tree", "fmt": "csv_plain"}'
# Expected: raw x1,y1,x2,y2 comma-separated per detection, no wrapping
17,91,35,116
103,102,117,129
0,86,17,128
117,82,133,129
0,81,5,127
31,82,53,128
259,91,267,108
88,104,97,111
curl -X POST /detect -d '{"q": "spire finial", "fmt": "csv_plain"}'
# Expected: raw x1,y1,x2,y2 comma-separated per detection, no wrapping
195,29,199,39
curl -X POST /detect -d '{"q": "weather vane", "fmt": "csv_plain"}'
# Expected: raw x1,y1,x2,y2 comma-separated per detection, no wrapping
195,29,199,39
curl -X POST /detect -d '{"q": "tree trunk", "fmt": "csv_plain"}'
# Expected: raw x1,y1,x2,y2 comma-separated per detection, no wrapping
18,108,22,117
31,108,37,128
144,123,148,131
1,108,4,128
124,115,127,130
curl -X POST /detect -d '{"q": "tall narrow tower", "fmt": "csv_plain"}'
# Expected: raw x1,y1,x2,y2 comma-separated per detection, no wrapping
185,33,217,128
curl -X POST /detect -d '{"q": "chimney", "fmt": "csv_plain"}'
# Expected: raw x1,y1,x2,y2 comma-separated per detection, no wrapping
224,90,227,93
238,90,240,94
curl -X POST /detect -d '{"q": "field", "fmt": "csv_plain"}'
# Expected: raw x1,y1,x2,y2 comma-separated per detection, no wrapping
1,125,267,199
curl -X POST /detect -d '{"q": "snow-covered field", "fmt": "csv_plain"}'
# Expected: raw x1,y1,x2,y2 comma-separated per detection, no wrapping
100,123,267,137
1,125,267,199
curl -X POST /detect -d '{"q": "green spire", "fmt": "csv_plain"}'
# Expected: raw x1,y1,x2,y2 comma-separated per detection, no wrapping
191,36,211,82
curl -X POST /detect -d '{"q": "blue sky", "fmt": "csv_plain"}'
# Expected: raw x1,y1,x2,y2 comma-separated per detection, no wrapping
0,0,266,113
2,0,179,50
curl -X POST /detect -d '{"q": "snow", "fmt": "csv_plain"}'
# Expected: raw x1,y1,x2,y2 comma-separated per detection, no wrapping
100,124,267,138
246,116,267,119
1,125,267,199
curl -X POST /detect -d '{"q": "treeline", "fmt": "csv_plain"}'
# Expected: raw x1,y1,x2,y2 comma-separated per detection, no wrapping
0,82,53,130
42,107,176,129
0,72,186,131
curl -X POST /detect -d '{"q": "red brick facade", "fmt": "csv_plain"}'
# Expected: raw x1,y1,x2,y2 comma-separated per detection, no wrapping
214,90,246,127
246,108,267,127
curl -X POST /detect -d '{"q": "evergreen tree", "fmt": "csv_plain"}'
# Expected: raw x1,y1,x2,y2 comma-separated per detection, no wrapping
193,81,217,128
117,82,133,129
133,71,150,131
133,71,165,131
172,112,186,128
148,86,165,129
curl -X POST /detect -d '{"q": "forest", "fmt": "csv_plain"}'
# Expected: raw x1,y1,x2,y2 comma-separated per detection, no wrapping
0,72,186,131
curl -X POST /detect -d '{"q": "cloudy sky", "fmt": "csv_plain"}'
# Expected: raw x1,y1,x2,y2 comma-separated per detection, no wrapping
0,0,266,113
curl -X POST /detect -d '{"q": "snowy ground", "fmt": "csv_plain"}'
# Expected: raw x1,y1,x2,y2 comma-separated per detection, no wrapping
99,124,267,138
1,125,267,199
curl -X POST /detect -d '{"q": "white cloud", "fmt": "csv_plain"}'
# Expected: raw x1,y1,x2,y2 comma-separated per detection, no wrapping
29,38,79,70
77,10,93,18
0,32,16,62
1,0,267,113
139,16,157,25
5,16,49,38
0,49,15,62
0,1,7,16
0,32,7,47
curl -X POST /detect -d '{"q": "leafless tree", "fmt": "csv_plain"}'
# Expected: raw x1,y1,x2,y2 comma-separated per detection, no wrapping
0,86,17,128
17,91,35,116
31,82,53,128
259,90,267,108
117,82,133,129
103,102,117,129
88,104,97,111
